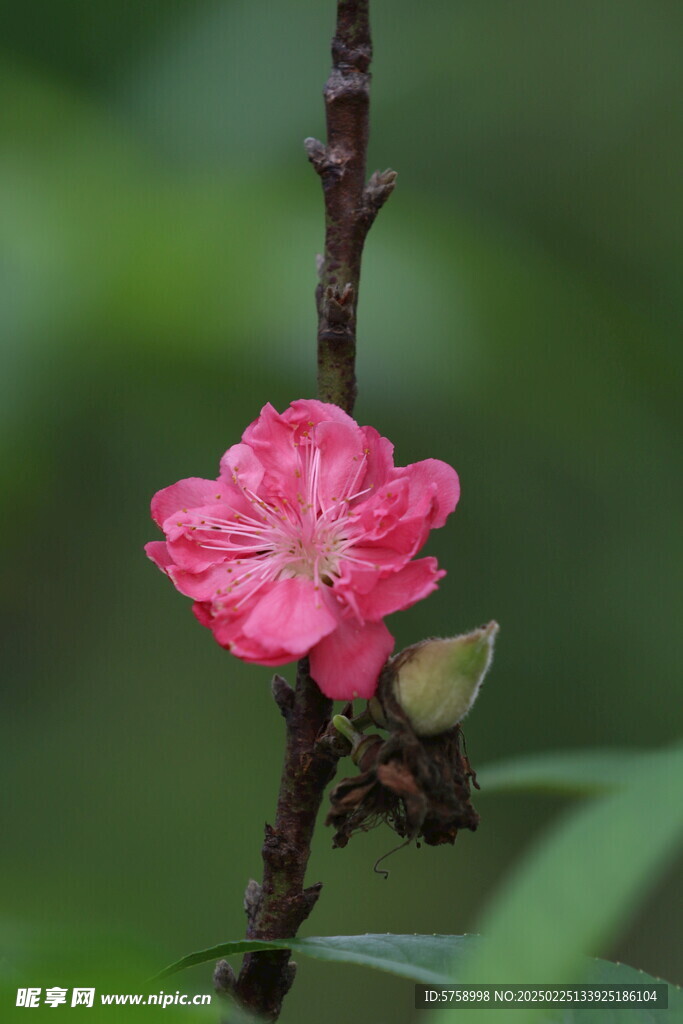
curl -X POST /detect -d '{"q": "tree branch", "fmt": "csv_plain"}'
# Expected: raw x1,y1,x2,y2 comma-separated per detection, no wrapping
306,0,396,414
218,661,339,1020
218,3,393,1017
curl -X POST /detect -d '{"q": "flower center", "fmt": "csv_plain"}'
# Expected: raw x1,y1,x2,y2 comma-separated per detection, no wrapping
275,518,348,583
195,433,375,607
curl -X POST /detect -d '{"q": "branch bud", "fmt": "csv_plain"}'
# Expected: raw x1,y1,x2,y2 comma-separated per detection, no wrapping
392,622,499,736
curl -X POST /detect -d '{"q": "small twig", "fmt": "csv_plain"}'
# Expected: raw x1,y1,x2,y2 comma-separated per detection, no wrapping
305,0,396,414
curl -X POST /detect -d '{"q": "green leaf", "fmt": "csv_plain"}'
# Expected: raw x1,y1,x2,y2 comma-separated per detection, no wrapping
155,934,681,1024
155,933,479,984
507,964,681,1024
443,744,683,1022
574,959,683,1023
156,934,681,1018
475,748,658,795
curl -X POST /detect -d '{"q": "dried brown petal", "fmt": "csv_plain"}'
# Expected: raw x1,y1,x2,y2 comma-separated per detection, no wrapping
325,661,479,850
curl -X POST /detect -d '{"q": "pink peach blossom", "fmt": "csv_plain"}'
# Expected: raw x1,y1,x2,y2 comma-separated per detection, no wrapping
145,400,459,700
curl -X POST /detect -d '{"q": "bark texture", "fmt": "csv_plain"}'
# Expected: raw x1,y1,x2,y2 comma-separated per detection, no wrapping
305,0,395,413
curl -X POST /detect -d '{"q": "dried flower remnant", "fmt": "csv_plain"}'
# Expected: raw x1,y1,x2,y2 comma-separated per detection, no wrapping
146,399,459,700
325,651,484,851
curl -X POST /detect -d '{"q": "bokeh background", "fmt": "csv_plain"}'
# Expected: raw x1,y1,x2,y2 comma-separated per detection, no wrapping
2,1,682,1021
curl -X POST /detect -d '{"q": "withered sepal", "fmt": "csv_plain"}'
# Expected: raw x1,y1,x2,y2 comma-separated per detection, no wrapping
325,662,480,849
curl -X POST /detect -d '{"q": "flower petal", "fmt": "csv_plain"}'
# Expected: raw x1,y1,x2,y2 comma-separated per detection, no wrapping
354,557,445,621
219,442,265,494
309,618,394,700
145,540,174,570
352,476,411,539
151,477,222,528
313,419,366,508
193,603,294,665
392,458,460,528
241,577,338,655
161,500,270,573
369,513,432,558
240,403,298,496
167,563,236,601
360,425,395,491
284,398,358,431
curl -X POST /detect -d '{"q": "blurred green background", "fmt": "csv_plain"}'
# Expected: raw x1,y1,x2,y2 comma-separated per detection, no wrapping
1,1,682,1021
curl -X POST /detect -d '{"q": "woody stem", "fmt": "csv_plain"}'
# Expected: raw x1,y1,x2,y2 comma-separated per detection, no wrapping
220,661,338,1020
218,2,394,1019
306,0,396,416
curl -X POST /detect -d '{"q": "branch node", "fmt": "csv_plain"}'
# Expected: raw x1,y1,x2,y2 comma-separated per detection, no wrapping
304,136,327,171
324,283,354,324
243,878,263,925
213,958,237,996
324,67,369,105
331,38,372,74
271,674,295,720
281,961,297,999
319,284,355,345
363,168,397,221
315,715,353,760
301,881,323,913
262,823,296,871
305,137,349,188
